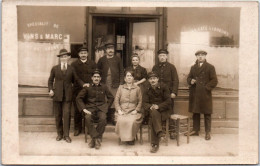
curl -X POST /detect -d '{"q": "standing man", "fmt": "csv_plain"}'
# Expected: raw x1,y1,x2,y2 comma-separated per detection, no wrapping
187,50,218,140
71,45,96,136
152,49,179,139
143,72,172,153
48,49,80,143
97,43,124,124
76,70,114,149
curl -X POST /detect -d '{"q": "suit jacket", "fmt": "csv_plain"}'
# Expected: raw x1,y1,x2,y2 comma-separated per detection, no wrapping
187,60,218,114
76,83,114,113
48,64,79,102
142,82,172,121
152,61,179,95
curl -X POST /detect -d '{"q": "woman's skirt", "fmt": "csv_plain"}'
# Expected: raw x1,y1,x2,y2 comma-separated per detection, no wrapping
115,113,143,141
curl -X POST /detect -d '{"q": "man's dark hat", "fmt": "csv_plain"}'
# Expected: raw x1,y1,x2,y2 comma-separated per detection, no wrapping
92,69,102,76
195,50,207,56
148,71,159,79
57,49,71,57
105,43,115,48
78,45,88,53
157,49,169,55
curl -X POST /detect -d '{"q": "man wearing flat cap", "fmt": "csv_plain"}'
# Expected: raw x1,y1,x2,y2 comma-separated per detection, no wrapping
71,44,97,136
48,49,81,143
97,42,124,125
143,72,172,153
76,69,114,149
152,49,179,139
186,50,218,140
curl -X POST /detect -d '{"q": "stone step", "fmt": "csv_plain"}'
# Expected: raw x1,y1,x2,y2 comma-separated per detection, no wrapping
19,117,238,134
19,117,238,128
19,124,238,134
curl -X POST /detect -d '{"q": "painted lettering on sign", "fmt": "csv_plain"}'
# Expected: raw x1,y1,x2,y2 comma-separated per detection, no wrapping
189,26,229,36
21,21,69,43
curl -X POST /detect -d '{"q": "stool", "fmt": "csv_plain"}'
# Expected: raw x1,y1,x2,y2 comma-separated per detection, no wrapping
170,114,190,146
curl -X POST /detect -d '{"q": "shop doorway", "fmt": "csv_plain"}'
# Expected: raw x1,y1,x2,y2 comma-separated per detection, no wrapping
92,16,157,72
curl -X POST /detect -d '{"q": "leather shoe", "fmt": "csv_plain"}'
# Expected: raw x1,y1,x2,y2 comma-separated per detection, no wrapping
170,132,175,140
127,140,135,145
205,132,211,140
64,136,72,143
88,139,95,148
185,130,199,136
150,144,159,153
74,130,81,136
56,135,63,141
95,138,101,149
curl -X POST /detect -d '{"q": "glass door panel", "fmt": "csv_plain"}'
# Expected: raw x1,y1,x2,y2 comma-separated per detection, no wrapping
131,22,156,72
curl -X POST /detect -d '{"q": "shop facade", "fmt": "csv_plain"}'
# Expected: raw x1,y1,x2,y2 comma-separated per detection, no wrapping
18,6,239,133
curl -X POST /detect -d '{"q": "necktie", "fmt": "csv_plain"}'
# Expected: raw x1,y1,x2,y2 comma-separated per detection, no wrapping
62,63,66,74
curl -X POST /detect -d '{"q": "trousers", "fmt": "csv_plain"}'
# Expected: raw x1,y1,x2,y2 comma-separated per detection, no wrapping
193,113,211,132
53,100,72,137
85,109,107,139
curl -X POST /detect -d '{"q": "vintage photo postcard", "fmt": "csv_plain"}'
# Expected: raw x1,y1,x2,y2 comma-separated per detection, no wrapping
1,0,259,165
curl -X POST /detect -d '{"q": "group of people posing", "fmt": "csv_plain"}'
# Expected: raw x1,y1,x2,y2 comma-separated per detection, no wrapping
48,42,218,153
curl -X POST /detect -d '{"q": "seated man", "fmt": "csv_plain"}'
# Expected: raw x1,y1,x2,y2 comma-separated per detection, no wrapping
76,70,114,149
143,72,172,153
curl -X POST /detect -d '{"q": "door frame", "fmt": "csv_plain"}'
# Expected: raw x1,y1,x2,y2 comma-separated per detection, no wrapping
87,10,166,64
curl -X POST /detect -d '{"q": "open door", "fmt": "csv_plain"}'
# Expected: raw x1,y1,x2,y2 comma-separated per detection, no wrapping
129,19,158,72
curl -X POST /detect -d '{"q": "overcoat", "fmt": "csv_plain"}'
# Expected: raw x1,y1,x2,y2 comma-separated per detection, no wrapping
152,62,179,95
142,82,171,121
71,59,97,94
97,55,124,88
48,64,79,102
187,60,218,114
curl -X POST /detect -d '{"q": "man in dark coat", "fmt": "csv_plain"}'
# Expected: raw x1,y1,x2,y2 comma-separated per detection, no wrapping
76,70,114,149
143,72,172,153
186,50,218,140
97,43,124,124
71,45,97,136
152,49,179,139
48,49,81,143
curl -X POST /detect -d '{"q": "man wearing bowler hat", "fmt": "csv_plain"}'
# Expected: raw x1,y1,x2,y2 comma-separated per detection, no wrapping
143,72,172,153
152,49,179,139
71,44,97,136
97,42,124,124
48,49,81,143
186,50,218,140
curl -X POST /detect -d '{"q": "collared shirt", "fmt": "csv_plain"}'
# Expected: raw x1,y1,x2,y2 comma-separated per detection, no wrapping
76,83,114,113
80,59,87,63
114,84,142,114
60,63,67,70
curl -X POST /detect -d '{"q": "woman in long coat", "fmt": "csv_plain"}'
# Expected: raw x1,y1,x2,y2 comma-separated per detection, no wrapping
114,70,143,145
187,50,218,140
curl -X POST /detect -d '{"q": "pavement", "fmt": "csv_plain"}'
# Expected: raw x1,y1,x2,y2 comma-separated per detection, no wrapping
19,129,238,156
